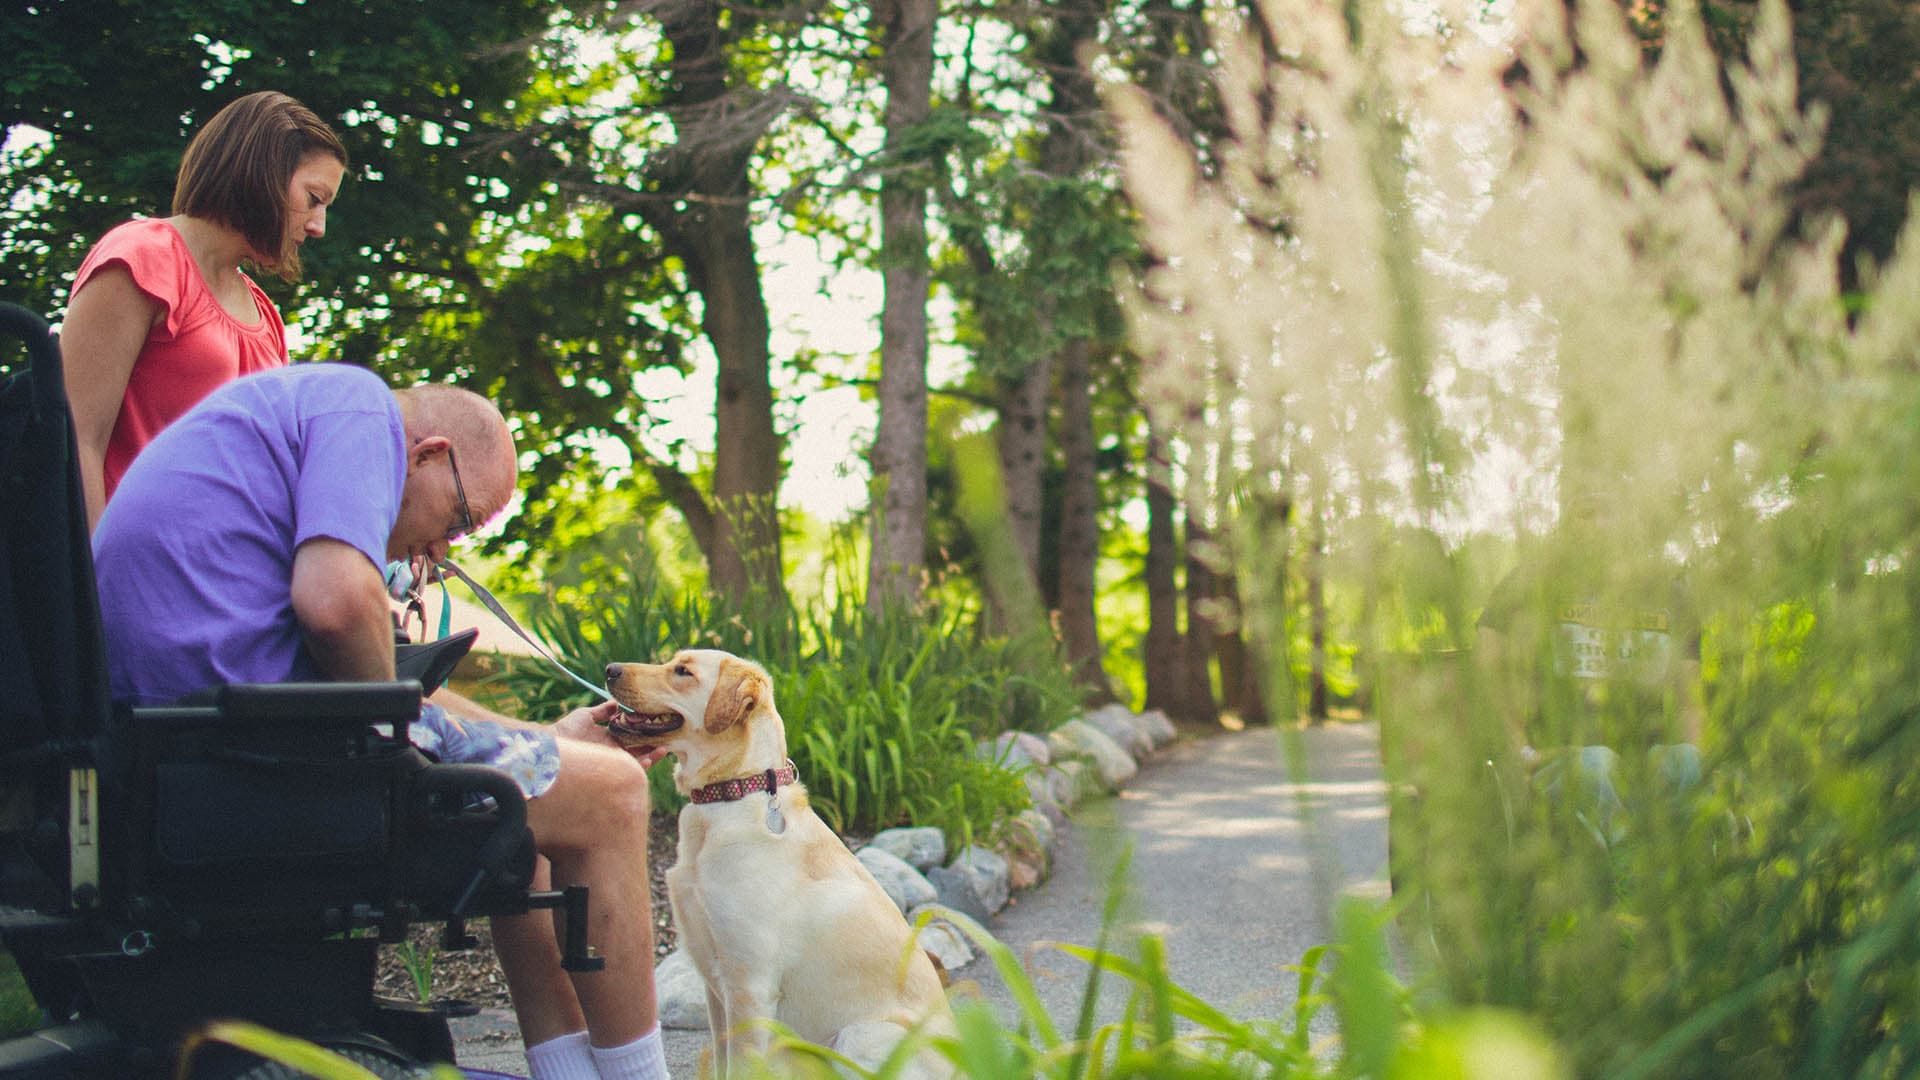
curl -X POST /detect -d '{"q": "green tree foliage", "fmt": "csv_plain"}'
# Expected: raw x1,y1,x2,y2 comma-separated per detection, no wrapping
0,0,699,562
0,0,552,317
1759,0,1920,288
1540,0,1920,292
0,2,807,588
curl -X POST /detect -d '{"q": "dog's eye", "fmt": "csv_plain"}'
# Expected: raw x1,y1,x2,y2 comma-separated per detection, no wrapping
673,664,692,677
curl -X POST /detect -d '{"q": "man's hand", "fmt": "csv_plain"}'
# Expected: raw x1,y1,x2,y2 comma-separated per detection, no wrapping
555,700,671,769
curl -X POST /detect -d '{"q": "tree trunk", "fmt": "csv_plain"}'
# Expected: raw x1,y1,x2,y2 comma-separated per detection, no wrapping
1205,407,1245,715
1230,578,1271,725
1233,480,1289,728
868,0,936,609
1183,512,1220,726
1143,425,1184,717
993,0,1099,610
1213,578,1247,714
692,216,783,601
997,357,1051,585
639,0,786,603
1307,502,1328,724
1056,340,1111,700
989,356,1050,637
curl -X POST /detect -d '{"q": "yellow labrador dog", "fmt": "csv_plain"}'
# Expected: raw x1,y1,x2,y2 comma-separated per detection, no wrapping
602,649,954,1078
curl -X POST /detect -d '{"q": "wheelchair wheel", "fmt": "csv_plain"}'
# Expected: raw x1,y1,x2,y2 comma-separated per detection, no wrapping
182,1034,436,1080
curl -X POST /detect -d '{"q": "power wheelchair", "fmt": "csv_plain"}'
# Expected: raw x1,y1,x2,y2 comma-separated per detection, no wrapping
0,302,597,1078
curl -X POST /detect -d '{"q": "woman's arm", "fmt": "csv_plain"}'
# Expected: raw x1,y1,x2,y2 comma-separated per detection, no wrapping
61,265,160,529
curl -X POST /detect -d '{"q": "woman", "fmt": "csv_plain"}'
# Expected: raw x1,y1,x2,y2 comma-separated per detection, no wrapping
61,90,348,528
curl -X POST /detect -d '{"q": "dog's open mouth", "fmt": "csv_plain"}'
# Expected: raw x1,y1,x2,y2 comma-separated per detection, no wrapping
601,702,685,745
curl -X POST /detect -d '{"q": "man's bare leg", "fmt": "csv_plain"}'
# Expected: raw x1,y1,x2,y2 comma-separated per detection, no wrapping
491,855,589,1046
522,739,660,1047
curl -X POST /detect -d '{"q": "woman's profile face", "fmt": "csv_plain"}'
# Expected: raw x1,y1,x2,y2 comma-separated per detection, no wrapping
279,149,345,257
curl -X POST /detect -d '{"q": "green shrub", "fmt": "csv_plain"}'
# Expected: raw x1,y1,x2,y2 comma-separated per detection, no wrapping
487,554,1076,838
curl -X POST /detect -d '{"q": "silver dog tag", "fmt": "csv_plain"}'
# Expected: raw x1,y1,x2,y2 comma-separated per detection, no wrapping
765,795,786,835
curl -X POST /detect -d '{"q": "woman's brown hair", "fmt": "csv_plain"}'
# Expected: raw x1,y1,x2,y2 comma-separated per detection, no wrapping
171,91,348,281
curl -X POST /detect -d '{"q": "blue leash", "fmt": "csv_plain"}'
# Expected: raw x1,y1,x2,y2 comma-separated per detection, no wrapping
434,559,614,704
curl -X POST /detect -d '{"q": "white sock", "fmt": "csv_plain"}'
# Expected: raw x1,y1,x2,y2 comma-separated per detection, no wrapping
591,1024,671,1080
526,1030,600,1080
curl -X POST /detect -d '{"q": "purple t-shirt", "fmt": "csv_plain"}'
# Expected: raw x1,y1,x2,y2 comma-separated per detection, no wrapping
92,364,407,705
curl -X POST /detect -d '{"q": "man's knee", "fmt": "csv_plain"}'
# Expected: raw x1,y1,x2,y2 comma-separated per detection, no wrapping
594,758,652,829
538,745,653,840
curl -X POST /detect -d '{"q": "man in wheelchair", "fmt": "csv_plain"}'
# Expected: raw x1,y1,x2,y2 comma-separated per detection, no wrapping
1,320,670,1079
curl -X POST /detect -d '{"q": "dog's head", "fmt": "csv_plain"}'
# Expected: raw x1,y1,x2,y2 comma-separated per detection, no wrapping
603,649,784,790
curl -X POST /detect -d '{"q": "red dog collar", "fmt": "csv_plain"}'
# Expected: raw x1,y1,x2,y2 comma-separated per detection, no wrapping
691,759,799,805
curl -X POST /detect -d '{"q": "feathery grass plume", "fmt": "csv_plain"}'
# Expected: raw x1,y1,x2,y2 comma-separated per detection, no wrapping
1110,0,1920,1072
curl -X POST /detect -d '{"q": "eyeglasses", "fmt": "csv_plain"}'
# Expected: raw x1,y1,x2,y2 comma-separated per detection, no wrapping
445,446,475,542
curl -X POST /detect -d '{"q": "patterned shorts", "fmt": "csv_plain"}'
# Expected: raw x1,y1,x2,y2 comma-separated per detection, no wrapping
410,702,562,800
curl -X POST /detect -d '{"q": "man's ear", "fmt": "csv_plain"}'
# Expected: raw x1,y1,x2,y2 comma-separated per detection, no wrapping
703,658,768,735
408,434,449,471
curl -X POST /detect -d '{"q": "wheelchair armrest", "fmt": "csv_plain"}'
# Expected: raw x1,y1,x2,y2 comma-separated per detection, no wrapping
209,682,422,725
408,764,531,916
130,682,423,751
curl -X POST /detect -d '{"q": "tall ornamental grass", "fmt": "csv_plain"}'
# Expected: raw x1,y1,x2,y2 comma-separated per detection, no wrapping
1113,0,1920,1074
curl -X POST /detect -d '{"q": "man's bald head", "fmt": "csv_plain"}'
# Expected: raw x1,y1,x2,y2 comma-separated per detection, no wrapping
394,385,518,526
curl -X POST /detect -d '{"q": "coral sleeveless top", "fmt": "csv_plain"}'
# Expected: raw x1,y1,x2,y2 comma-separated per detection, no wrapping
70,218,288,499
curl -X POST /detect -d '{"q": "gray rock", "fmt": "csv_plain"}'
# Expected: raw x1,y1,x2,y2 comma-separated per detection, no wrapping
948,844,1011,915
981,730,1052,771
926,864,993,924
1136,707,1179,750
867,825,947,872
1014,807,1055,855
1023,768,1054,811
1052,759,1092,806
1002,811,1053,892
856,845,938,912
1023,767,1073,819
1083,703,1153,758
905,905,979,971
1048,720,1139,791
653,949,709,1030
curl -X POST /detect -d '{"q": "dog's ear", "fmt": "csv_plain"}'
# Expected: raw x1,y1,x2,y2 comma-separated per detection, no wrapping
704,658,769,735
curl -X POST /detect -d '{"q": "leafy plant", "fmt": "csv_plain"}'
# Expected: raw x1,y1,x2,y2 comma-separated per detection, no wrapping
488,549,1075,837
395,939,435,1005
0,954,37,1039
174,1019,463,1079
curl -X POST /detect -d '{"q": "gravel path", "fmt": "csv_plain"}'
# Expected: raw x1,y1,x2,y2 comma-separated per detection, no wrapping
958,722,1390,1045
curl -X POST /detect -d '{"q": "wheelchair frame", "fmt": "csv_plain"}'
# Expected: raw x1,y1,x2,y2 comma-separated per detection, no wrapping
0,302,595,1078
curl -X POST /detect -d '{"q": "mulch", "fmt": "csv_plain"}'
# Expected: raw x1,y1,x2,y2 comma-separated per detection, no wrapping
373,811,681,1009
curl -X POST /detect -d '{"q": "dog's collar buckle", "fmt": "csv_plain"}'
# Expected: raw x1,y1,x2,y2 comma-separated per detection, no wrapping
691,759,799,805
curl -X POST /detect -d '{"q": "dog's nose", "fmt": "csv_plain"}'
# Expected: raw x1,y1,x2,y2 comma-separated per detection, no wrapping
605,663,622,682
